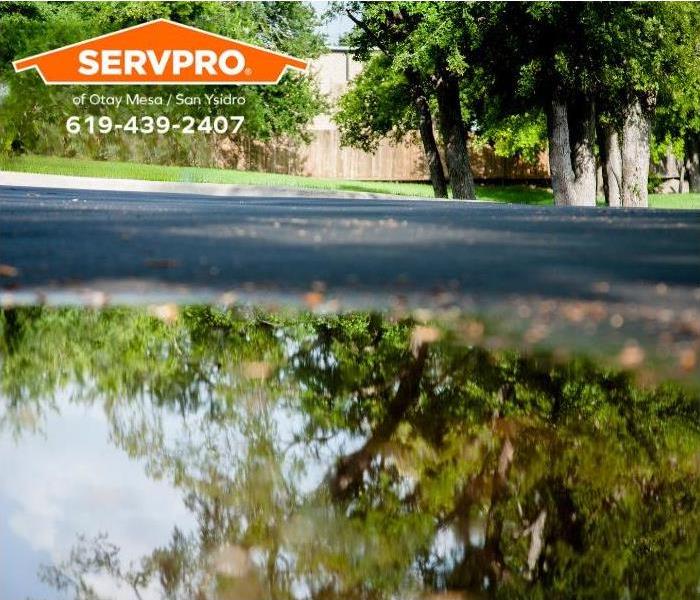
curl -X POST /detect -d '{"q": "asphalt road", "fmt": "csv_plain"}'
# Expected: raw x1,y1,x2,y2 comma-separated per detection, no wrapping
1,184,699,312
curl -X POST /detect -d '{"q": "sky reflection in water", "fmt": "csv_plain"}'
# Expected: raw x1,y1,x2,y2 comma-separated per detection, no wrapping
0,394,192,599
1,307,699,599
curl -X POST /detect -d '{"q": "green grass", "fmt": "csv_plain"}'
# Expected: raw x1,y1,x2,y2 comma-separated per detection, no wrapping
1,154,443,196
647,194,700,209
2,154,699,208
0,154,554,202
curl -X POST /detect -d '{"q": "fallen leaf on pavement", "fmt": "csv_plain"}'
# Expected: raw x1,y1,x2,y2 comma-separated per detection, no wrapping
0,264,19,278
303,291,324,309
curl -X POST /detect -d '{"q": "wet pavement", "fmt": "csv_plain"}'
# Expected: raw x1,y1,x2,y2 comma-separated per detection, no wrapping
1,185,699,312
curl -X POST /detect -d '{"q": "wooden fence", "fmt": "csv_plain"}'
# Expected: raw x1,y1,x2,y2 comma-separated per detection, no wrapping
215,129,551,182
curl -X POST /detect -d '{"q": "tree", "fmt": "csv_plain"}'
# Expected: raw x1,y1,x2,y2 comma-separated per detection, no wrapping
334,20,550,200
335,52,448,198
594,3,700,207
477,2,700,208
648,4,700,195
0,2,325,163
339,1,477,199
473,3,610,207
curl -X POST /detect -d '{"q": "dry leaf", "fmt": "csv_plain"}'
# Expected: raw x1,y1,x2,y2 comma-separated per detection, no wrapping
619,343,645,368
149,303,179,324
0,264,18,278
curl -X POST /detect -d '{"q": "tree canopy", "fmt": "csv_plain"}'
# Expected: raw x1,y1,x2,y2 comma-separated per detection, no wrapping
335,1,700,205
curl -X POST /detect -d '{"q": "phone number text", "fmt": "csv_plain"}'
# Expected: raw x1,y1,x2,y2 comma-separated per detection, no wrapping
66,115,245,135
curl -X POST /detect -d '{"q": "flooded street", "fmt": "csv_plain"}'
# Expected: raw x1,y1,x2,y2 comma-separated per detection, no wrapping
1,307,699,599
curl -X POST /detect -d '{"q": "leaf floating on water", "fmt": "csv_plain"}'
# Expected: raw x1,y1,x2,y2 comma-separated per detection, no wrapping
678,348,696,373
303,291,324,309
619,343,645,369
410,325,441,356
149,303,179,324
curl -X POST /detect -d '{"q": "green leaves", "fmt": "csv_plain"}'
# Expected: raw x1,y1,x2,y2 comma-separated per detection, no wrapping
0,2,325,159
334,54,416,151
2,307,700,598
474,112,548,163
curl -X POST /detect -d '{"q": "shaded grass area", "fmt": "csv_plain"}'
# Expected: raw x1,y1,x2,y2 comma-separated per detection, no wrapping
2,154,699,208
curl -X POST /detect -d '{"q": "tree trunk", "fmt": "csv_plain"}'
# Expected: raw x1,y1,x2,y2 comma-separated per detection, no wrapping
328,342,429,500
409,79,448,198
435,72,476,200
597,121,609,205
546,94,597,206
604,128,623,207
570,98,598,204
686,138,700,192
620,98,650,207
546,96,574,205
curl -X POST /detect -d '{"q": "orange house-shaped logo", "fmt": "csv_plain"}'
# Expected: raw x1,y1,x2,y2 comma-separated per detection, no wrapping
12,19,308,85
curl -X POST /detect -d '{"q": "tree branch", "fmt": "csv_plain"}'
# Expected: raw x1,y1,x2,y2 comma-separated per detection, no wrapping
327,342,429,499
345,9,390,56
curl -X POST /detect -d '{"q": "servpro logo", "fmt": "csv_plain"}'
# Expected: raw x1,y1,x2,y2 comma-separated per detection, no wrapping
12,19,308,85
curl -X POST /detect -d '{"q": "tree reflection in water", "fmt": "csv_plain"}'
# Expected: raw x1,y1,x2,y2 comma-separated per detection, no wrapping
1,307,699,600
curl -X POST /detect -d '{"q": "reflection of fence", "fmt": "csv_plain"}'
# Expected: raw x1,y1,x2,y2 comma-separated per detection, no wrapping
216,131,551,182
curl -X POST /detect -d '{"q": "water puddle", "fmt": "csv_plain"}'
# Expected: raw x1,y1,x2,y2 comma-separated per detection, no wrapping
1,307,699,599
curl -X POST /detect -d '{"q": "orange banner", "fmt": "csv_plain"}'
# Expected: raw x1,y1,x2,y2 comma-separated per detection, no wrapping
12,19,308,85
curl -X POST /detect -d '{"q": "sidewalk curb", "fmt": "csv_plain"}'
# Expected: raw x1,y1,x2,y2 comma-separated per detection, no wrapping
0,170,412,200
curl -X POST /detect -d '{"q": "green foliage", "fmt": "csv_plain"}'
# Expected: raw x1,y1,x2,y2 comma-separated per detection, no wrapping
473,112,548,163
333,2,482,148
334,54,416,152
650,4,700,156
2,307,700,599
0,1,325,162
334,2,700,170
590,2,700,131
470,1,700,160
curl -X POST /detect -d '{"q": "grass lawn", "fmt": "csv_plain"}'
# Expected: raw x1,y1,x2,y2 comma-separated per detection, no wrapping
2,154,699,209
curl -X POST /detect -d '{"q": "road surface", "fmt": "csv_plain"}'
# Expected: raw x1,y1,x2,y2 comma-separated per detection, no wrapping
1,184,699,308
3,184,700,379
